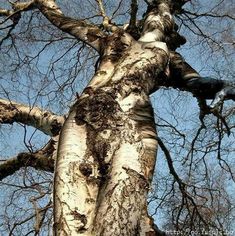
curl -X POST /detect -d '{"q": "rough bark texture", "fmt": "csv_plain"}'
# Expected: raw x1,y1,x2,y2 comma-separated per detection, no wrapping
0,138,56,180
51,0,176,233
53,28,169,234
1,0,234,235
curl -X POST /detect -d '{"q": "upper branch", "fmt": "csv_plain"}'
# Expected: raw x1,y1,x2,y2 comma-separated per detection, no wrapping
124,0,139,39
0,1,35,18
129,0,138,28
95,0,119,32
0,0,107,52
161,52,235,108
0,1,36,46
139,1,173,43
0,99,65,136
35,0,106,52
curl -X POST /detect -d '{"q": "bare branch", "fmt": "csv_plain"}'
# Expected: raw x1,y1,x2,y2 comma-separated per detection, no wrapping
156,136,215,229
0,9,13,17
139,1,174,43
35,0,106,51
129,0,138,27
138,1,186,50
0,139,55,181
145,0,190,13
0,98,65,136
0,1,35,25
0,1,35,46
164,52,235,106
1,0,107,51
122,0,141,40
157,136,185,188
183,9,235,21
0,1,35,18
197,97,231,135
95,0,119,32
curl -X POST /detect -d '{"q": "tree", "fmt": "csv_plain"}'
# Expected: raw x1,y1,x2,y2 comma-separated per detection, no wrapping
0,0,234,235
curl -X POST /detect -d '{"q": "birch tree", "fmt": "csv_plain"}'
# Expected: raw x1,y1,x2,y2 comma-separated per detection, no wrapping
0,0,234,235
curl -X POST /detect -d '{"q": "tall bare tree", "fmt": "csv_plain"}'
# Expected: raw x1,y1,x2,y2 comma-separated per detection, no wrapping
0,0,234,235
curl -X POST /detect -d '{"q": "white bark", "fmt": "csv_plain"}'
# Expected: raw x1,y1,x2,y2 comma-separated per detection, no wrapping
52,1,175,234
0,99,65,136
35,0,106,51
139,2,173,43
54,111,99,235
92,105,158,235
53,33,169,235
1,0,234,235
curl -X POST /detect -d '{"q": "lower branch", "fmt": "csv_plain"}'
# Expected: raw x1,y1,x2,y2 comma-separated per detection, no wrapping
0,139,55,181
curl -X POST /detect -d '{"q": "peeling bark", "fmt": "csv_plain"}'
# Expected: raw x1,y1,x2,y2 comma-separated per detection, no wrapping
53,22,170,233
52,1,176,235
1,0,234,235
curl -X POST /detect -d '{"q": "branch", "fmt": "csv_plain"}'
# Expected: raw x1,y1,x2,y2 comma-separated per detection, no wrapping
139,1,174,43
183,9,235,20
0,1,35,25
166,52,235,107
144,0,190,14
197,97,231,135
123,0,139,39
0,139,55,181
156,136,211,228
1,0,106,51
129,0,138,28
0,1,36,46
0,99,65,136
35,0,106,51
0,9,13,17
156,136,185,189
0,1,35,18
95,0,119,32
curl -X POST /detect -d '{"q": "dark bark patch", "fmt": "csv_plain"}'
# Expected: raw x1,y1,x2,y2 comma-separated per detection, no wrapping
123,167,149,190
87,176,101,186
70,210,87,232
75,91,121,130
145,231,156,236
50,119,63,136
79,163,92,177
82,86,95,96
129,99,154,123
87,132,111,180
102,31,129,63
87,28,102,42
117,51,168,95
165,31,186,50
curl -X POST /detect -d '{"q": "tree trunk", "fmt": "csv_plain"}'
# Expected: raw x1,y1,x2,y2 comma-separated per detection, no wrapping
53,30,169,235
1,0,234,235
